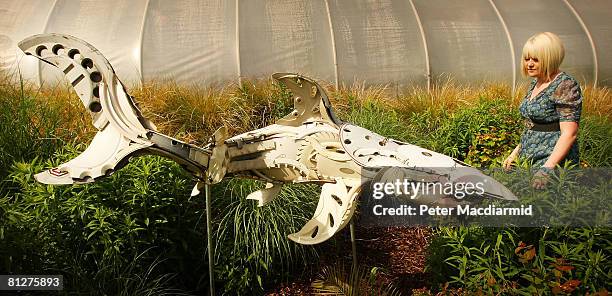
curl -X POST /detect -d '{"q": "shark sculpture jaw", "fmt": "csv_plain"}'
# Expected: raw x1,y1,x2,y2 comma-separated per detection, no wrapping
19,33,517,245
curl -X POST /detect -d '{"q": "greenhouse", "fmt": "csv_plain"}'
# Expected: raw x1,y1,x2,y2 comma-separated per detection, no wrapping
1,0,611,89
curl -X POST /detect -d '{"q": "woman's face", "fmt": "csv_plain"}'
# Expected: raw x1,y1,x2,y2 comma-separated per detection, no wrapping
524,57,541,78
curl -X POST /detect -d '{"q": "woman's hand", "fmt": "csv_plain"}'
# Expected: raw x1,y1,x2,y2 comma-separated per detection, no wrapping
532,167,553,189
503,154,517,171
503,144,521,171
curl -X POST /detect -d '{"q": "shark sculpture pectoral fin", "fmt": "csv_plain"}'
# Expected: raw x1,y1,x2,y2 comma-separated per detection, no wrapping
246,182,283,207
288,179,360,245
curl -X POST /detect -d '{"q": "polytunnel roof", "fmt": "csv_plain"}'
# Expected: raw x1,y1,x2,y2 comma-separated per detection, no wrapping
1,0,610,88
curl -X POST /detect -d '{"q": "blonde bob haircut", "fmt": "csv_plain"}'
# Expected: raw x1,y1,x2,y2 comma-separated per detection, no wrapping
521,32,565,80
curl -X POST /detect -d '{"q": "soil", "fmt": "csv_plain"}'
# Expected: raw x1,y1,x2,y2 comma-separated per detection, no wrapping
265,225,434,295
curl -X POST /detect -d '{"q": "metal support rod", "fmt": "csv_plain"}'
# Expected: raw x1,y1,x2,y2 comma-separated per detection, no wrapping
563,0,598,88
235,0,242,87
205,184,215,295
489,0,517,97
349,218,357,270
324,0,340,89
408,0,431,91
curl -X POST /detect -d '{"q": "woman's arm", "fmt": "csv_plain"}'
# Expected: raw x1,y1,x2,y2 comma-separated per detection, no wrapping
542,122,579,168
532,122,578,189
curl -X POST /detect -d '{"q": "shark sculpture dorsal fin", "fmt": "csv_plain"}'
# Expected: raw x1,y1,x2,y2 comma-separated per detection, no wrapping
272,73,342,127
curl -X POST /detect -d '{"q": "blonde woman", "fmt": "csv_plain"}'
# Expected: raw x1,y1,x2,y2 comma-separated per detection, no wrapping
503,32,582,188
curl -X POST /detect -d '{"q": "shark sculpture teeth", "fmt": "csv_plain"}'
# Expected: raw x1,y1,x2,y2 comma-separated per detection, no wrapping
21,33,519,246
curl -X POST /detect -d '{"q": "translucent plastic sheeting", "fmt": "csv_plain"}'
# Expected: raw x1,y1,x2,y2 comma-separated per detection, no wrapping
239,0,335,84
0,0,54,81
568,0,612,86
494,0,594,85
328,0,427,88
413,0,512,84
1,0,609,88
41,0,147,85
141,0,237,85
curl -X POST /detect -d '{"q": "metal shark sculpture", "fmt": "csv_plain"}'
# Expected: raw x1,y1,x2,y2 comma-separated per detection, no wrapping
19,34,516,245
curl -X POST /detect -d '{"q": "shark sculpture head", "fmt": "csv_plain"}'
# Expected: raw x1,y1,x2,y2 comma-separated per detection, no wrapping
19,34,517,245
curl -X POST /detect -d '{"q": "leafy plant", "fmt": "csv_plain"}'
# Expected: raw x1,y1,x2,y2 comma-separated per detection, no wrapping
428,225,610,295
213,179,320,294
1,148,204,294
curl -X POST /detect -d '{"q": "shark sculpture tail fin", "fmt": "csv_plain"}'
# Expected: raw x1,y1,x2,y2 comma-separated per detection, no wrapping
19,34,211,184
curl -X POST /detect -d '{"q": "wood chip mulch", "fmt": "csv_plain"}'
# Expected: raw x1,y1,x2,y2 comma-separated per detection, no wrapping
265,225,434,295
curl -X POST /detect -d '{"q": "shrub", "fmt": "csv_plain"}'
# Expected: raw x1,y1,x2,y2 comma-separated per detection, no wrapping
427,164,611,294
0,146,321,294
1,147,204,294
212,179,320,294
428,226,610,295
1,75,610,294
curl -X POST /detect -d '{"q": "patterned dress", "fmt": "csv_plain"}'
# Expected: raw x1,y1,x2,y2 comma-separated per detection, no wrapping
518,72,582,167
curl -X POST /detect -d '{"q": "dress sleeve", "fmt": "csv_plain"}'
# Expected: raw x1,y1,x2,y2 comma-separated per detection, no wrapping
553,78,582,122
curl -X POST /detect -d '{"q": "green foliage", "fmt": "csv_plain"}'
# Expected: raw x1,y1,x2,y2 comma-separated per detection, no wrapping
0,81,65,178
0,148,320,295
425,98,521,163
227,79,295,133
427,165,611,295
428,226,611,295
341,98,408,141
578,115,612,167
466,124,520,167
0,146,204,294
213,179,319,294
0,77,610,294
